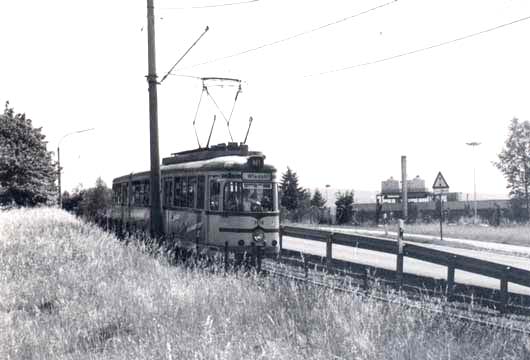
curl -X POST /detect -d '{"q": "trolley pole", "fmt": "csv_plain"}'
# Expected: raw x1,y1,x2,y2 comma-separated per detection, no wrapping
146,0,163,238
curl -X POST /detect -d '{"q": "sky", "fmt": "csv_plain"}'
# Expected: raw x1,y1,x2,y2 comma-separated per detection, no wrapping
1,0,529,201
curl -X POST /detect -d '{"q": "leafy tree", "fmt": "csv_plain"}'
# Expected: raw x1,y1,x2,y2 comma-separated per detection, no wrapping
79,177,112,220
335,190,354,225
280,167,305,211
494,118,530,221
0,102,56,206
310,189,326,209
62,187,85,215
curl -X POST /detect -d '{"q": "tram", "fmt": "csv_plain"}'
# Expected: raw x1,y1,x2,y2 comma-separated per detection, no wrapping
110,142,279,256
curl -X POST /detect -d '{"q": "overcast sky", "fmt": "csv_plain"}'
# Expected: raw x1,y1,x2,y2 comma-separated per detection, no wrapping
1,0,529,199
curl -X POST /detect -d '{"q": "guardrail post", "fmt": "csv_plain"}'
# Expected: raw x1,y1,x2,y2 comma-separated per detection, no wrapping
446,262,455,302
224,241,229,273
279,226,283,251
278,226,283,262
363,266,370,291
395,224,404,288
499,266,510,313
303,255,309,278
396,245,404,288
326,233,333,273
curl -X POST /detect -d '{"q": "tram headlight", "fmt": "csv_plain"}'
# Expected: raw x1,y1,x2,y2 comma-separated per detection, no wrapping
252,229,265,242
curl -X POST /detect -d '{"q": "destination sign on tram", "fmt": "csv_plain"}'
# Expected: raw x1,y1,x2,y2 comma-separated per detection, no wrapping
243,172,272,181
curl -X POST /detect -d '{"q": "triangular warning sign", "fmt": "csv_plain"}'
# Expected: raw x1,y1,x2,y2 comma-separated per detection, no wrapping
432,171,449,189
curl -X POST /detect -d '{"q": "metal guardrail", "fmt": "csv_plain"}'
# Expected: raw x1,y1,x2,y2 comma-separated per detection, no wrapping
280,225,530,313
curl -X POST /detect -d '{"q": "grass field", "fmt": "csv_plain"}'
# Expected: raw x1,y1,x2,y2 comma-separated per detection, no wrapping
351,222,530,247
397,223,530,247
1,208,529,359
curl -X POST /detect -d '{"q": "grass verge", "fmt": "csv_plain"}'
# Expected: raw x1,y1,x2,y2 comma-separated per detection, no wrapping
1,208,529,359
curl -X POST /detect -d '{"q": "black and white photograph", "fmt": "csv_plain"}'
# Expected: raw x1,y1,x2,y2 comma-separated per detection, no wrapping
1,0,530,358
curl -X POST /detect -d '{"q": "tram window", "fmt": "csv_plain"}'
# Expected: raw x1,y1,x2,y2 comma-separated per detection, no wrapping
163,178,173,207
188,176,196,208
132,181,140,206
197,176,205,209
143,180,150,206
181,177,188,208
209,179,220,211
224,182,243,212
121,184,128,206
173,177,181,207
242,183,273,212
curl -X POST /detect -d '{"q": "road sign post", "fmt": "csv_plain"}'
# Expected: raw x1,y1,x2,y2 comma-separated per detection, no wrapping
432,172,450,241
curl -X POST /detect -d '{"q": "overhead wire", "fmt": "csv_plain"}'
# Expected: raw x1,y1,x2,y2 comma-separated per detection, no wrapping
176,0,398,71
159,0,259,11
306,13,530,78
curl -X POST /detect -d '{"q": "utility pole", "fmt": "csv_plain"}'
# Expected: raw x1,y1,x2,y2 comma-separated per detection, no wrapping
401,155,408,220
466,142,481,224
146,0,163,238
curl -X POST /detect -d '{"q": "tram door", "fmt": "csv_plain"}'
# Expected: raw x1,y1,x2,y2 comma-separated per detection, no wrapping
162,177,173,235
206,176,222,244
120,183,128,225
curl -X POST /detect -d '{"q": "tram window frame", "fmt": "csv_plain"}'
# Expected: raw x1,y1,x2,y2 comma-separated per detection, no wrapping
197,175,205,209
181,177,188,208
209,178,221,211
163,178,173,207
121,183,128,206
173,177,181,207
223,181,244,212
143,180,150,206
188,176,196,209
132,181,142,206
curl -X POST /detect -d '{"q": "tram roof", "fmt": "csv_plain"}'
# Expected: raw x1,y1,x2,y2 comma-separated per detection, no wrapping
113,154,275,184
161,154,276,173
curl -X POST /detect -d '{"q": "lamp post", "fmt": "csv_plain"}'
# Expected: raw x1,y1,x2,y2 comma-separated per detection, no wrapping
466,141,481,224
325,184,331,224
57,128,95,207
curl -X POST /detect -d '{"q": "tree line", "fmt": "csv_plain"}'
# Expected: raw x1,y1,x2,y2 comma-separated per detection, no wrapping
278,167,355,224
0,102,111,219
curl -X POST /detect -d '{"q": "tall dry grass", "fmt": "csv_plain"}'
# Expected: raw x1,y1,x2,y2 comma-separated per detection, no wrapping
1,208,529,359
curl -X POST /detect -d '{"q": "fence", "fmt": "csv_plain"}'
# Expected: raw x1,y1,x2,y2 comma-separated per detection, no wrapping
279,225,530,313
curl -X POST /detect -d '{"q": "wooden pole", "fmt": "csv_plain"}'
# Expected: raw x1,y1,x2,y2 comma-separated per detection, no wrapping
439,194,443,240
146,0,163,238
401,156,408,220
326,233,333,272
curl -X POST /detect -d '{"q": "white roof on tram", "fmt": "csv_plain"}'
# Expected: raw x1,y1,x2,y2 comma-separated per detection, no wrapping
114,155,275,183
161,155,276,173
162,155,245,170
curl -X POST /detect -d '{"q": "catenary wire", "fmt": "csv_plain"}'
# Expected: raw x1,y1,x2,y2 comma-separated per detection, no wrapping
159,0,259,10
176,0,398,71
306,13,530,78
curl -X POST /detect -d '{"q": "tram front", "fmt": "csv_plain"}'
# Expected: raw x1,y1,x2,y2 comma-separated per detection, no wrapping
207,155,279,257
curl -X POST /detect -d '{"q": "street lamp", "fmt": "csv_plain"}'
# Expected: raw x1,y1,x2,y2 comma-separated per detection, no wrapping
57,128,95,207
325,184,331,224
466,141,481,224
